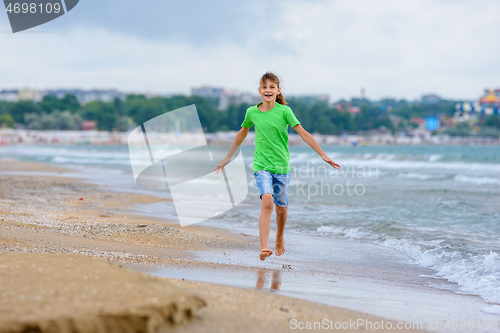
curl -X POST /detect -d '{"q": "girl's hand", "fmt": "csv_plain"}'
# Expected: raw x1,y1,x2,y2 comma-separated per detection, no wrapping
322,155,340,169
214,158,230,174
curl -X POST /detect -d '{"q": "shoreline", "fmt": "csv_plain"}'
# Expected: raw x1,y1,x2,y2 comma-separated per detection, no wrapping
1,128,499,146
1,158,497,332
0,158,434,332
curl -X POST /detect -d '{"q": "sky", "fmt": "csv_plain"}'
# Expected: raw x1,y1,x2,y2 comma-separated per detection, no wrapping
0,0,499,101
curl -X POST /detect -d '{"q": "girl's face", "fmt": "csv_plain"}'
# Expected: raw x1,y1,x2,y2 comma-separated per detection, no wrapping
258,79,281,103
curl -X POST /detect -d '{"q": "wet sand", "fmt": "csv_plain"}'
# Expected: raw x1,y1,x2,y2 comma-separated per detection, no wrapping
0,159,429,332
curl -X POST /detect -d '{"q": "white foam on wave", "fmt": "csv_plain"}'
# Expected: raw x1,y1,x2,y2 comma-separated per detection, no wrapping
316,225,370,240
316,224,500,304
51,156,132,165
454,175,500,186
285,151,500,173
382,238,500,304
397,172,445,180
336,158,500,173
10,146,130,159
427,154,443,162
290,152,342,165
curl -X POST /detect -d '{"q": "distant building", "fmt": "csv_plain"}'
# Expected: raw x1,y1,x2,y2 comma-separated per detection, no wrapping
335,101,351,112
478,89,500,106
334,102,361,113
440,115,456,128
192,86,262,109
238,93,262,105
191,86,224,99
19,89,42,102
43,89,126,105
425,117,439,131
349,106,361,114
410,117,426,127
82,120,97,131
218,91,261,109
421,94,442,104
378,106,393,112
0,90,19,102
290,95,329,106
454,88,500,122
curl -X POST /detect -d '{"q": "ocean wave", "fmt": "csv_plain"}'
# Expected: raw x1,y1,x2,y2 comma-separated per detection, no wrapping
10,146,130,159
427,154,443,162
382,238,500,304
315,223,500,304
296,148,500,170
454,175,500,186
51,156,132,165
336,158,500,172
289,153,312,165
316,225,370,240
397,172,445,180
290,153,500,173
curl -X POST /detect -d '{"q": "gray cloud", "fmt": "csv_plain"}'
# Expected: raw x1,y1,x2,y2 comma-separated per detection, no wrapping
1,0,499,100
43,0,283,45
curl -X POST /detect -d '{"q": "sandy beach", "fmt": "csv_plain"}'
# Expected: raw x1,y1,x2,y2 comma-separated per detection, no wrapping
0,158,435,332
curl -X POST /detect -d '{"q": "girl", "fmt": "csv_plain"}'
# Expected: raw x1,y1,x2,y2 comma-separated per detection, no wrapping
214,72,340,261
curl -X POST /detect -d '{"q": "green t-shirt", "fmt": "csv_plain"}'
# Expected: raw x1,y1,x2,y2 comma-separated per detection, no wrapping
241,102,301,174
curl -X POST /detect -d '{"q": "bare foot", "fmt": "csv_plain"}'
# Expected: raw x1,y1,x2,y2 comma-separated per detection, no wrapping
275,236,285,256
260,249,273,261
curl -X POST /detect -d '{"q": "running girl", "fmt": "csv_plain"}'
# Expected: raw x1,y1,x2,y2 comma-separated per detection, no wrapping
214,72,340,261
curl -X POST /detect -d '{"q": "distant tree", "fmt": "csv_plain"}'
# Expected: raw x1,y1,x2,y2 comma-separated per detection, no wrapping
477,126,500,138
0,113,15,128
114,97,124,116
124,97,164,125
24,111,82,130
3,92,433,133
223,103,251,131
55,111,82,130
40,95,61,113
287,99,310,132
8,100,40,123
483,115,500,129
444,122,472,136
160,95,220,132
40,94,80,114
79,101,117,131
61,94,80,113
115,115,137,132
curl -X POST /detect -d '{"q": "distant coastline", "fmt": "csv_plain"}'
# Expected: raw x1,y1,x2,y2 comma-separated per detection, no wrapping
0,128,498,146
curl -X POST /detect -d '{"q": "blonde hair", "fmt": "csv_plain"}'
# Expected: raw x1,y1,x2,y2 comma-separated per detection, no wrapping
259,72,287,105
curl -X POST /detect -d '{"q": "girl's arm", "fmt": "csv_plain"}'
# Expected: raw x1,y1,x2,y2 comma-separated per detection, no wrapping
214,127,251,174
293,124,340,169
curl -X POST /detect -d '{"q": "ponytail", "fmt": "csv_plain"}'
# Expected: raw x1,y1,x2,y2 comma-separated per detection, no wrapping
276,92,287,105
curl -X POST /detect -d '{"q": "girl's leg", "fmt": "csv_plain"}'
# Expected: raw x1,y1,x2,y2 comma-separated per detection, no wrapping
259,193,274,260
272,172,289,256
255,171,274,260
275,205,287,256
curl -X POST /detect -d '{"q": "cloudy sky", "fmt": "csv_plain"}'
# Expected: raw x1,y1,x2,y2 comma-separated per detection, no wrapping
1,0,499,101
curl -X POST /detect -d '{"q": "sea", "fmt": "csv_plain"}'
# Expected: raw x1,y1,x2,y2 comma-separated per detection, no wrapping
1,144,499,329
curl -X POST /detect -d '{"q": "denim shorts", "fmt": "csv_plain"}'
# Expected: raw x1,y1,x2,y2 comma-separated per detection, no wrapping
254,170,290,207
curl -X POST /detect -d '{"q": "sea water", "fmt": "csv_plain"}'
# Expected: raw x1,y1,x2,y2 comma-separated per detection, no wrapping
1,144,499,310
